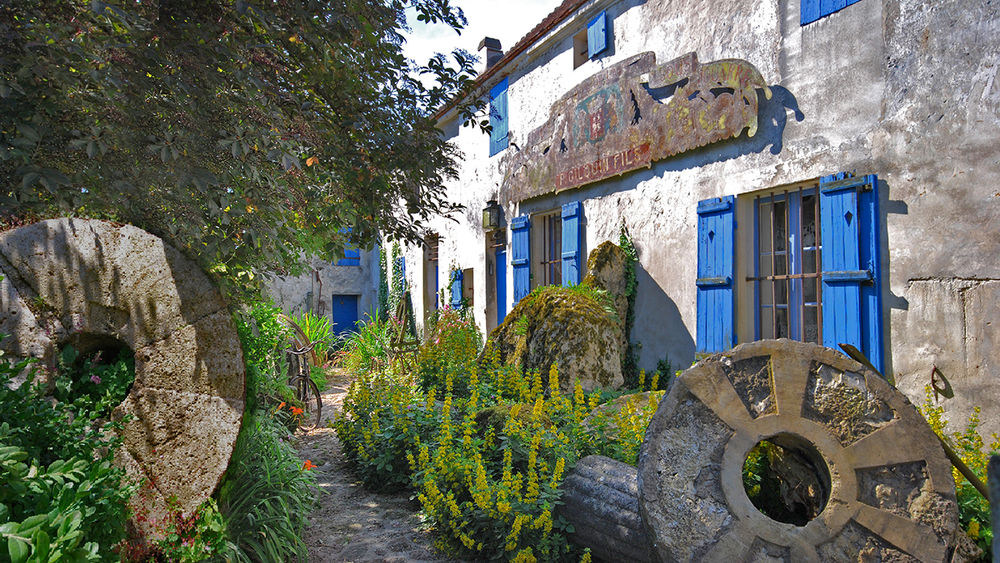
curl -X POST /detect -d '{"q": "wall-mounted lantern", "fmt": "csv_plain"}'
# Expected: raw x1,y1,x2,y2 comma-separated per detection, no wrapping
482,199,503,230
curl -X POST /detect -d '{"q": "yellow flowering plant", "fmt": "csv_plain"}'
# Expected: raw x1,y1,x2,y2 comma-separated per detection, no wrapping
920,386,998,559
337,311,662,561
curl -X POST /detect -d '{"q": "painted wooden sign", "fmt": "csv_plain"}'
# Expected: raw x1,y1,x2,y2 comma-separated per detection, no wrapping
501,52,772,202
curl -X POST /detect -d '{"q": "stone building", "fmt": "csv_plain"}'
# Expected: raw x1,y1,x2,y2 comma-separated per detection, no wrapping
397,0,1000,434
266,245,381,338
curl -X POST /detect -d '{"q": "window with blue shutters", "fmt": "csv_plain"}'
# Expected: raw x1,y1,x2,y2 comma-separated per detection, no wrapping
489,77,509,156
587,11,608,59
511,215,531,305
336,227,361,266
450,269,464,308
561,202,582,286
695,196,736,354
801,0,864,26
574,11,611,68
699,174,885,371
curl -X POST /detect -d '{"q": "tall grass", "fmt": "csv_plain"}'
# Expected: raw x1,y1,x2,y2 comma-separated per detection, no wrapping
338,310,394,373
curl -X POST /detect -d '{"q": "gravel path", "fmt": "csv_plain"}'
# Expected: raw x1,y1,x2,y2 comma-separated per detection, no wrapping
295,371,461,563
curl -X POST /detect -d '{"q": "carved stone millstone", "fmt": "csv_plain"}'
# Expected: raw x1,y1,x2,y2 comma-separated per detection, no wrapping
637,339,959,562
0,218,244,536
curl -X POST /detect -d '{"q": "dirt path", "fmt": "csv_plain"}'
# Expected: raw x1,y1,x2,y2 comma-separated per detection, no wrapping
295,371,460,563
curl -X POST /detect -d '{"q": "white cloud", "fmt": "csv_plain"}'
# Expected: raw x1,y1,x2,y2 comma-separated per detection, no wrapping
403,0,563,74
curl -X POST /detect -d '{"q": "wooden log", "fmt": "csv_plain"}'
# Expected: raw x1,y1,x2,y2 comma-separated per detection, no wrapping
557,455,653,563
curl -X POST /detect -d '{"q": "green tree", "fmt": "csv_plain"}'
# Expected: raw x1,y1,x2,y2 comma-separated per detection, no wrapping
0,0,481,298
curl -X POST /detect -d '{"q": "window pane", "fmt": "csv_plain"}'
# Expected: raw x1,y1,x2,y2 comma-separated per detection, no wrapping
773,200,786,252
758,201,771,250
804,273,818,303
775,307,789,338
802,194,817,248
760,280,772,305
803,249,817,274
804,306,819,343
774,278,788,305
774,254,787,277
760,307,773,338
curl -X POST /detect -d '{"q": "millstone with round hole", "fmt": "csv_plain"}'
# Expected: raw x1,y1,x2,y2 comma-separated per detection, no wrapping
0,218,244,535
637,339,960,562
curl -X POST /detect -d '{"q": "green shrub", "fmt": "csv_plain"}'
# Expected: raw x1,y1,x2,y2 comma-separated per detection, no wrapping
337,316,662,561
921,388,996,560
214,411,316,562
53,345,135,419
0,350,133,562
213,310,318,562
338,310,394,374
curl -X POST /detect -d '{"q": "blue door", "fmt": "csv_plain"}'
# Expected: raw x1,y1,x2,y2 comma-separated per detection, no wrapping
331,294,359,336
496,248,507,323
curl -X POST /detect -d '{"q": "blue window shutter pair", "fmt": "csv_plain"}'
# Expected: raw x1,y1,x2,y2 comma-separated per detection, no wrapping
694,176,884,373
561,202,582,286
336,227,361,266
450,269,463,308
801,0,863,25
511,215,531,304
695,196,736,354
819,173,884,373
489,78,509,156
587,11,608,59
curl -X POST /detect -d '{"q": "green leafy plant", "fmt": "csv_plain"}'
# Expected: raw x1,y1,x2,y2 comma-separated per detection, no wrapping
920,388,996,560
618,222,640,387
336,313,661,561
53,345,135,419
0,347,133,562
214,411,316,562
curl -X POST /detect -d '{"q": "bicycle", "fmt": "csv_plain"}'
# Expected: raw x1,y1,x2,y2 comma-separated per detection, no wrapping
286,342,323,431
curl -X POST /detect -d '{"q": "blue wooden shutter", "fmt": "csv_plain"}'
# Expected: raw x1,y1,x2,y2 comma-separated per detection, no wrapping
511,214,531,304
336,227,360,266
820,173,884,373
802,0,862,25
450,269,463,308
696,196,736,354
561,201,582,286
587,11,608,58
489,78,509,156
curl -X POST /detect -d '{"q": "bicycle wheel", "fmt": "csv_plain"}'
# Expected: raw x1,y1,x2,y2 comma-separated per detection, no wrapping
296,376,323,431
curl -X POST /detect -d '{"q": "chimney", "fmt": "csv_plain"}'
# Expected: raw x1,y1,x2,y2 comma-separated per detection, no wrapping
478,37,503,70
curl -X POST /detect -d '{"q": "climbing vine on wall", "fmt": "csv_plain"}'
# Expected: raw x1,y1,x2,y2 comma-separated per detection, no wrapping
378,245,390,316
619,222,640,387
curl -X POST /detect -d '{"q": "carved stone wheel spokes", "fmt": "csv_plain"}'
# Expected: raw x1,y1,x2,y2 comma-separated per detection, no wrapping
637,339,959,562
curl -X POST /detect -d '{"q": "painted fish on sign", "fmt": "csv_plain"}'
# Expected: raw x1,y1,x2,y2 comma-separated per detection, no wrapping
501,52,772,202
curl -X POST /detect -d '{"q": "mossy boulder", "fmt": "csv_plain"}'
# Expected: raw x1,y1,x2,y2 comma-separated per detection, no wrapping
484,242,633,392
582,241,630,332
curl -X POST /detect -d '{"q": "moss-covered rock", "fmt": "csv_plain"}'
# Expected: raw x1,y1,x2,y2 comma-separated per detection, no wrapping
484,242,634,392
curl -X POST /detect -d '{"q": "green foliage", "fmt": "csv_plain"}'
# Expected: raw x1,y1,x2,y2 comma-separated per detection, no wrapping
214,411,316,563
235,302,290,380
53,346,134,419
292,311,332,362
0,0,482,298
212,312,318,562
378,246,390,315
0,349,133,562
338,310,395,374
920,388,996,560
618,222,640,387
336,313,661,561
417,308,483,396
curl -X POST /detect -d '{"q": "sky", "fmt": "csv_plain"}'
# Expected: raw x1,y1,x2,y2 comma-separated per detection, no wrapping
402,0,564,75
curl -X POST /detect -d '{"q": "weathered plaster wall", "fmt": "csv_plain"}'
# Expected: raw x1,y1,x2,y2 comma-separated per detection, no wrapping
413,0,1000,434
265,249,380,328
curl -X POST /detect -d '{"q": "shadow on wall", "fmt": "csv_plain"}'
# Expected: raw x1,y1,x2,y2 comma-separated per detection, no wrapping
631,260,694,373
659,85,803,173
